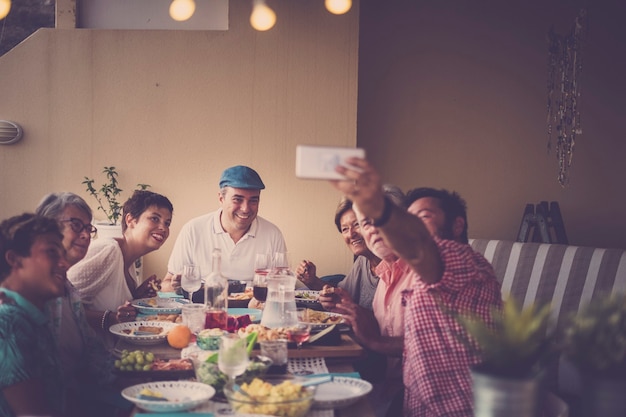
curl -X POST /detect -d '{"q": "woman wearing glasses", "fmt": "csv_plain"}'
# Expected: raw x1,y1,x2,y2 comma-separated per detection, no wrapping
36,192,125,417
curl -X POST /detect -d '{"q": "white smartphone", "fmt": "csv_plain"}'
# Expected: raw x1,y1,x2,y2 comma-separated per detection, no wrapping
295,145,365,180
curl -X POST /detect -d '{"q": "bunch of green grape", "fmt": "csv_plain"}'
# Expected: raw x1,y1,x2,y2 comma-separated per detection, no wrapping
114,349,155,372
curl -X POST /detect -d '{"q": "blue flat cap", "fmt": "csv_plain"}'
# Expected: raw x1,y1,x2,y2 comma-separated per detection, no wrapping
219,165,265,190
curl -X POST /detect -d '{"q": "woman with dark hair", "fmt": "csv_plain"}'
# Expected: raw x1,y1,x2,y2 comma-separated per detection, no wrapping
0,213,70,417
296,185,404,310
68,190,173,334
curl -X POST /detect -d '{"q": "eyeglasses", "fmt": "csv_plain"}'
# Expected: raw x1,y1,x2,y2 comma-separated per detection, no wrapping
59,218,98,236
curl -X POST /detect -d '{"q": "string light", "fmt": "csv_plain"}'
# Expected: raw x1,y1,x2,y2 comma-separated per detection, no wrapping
250,0,276,31
325,0,352,15
0,0,11,21
169,0,196,22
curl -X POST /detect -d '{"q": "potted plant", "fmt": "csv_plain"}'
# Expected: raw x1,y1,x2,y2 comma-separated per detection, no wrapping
563,292,626,416
82,166,150,279
456,297,555,417
83,166,150,226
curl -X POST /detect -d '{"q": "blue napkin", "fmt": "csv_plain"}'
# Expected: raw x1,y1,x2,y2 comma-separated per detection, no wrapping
158,291,184,298
135,414,213,417
305,372,361,379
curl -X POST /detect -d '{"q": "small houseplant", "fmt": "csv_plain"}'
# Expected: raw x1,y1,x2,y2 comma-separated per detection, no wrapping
83,166,150,225
563,292,626,416
455,297,555,417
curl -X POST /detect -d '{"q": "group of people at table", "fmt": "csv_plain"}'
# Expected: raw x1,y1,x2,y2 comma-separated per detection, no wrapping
0,159,502,417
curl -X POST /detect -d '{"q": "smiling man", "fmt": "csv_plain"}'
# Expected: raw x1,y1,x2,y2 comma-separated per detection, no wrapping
162,165,287,291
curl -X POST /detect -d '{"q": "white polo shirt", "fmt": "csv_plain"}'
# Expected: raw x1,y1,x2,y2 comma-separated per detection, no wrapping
167,209,287,282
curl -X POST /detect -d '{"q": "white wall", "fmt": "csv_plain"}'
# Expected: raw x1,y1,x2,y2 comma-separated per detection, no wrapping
0,0,361,279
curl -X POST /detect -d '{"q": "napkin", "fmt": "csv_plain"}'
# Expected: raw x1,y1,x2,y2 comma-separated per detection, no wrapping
305,372,361,379
158,291,184,298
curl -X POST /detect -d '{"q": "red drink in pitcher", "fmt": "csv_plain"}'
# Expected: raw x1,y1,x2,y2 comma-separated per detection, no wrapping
205,309,228,330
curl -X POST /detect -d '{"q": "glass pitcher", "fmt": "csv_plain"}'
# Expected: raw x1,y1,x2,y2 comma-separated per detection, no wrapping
260,253,298,328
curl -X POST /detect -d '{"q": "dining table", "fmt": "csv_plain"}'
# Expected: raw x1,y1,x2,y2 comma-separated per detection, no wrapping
115,304,376,417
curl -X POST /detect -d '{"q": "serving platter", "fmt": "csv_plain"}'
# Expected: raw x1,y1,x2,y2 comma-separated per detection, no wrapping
132,297,189,315
313,376,373,409
109,321,177,346
122,380,215,413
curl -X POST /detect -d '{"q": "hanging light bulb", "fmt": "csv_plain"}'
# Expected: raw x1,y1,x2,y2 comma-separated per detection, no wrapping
0,0,11,21
169,0,196,22
250,0,276,31
325,0,352,15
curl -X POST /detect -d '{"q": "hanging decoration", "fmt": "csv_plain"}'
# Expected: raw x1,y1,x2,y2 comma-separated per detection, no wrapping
546,9,588,187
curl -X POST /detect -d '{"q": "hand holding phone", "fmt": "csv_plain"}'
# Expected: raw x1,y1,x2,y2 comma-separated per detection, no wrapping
295,145,365,180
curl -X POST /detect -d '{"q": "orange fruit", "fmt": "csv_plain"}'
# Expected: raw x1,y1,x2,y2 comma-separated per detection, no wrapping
167,324,192,349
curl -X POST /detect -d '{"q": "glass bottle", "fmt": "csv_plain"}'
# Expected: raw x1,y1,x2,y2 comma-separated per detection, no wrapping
204,248,229,330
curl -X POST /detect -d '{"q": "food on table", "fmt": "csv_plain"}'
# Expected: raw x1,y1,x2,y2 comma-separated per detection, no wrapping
194,355,272,398
142,313,181,323
138,325,164,334
228,378,313,417
122,325,164,335
115,349,156,372
151,358,193,371
305,309,343,324
147,298,158,306
115,349,193,372
167,324,192,349
295,292,317,300
229,287,253,300
138,388,168,401
238,324,290,342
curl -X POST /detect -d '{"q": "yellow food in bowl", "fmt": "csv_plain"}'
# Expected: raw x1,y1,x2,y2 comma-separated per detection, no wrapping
226,377,314,417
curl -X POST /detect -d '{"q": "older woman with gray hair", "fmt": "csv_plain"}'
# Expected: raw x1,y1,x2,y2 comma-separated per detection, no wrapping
36,192,124,417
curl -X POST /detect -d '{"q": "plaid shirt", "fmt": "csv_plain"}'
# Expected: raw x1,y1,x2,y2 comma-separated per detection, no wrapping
402,238,502,417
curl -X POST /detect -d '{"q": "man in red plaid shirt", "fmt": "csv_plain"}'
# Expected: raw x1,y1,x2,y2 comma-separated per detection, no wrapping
330,158,502,417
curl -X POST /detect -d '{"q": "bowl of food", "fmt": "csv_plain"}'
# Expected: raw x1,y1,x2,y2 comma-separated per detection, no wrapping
193,354,273,399
224,375,315,417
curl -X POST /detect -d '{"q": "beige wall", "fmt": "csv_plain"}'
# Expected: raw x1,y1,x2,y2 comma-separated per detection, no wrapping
0,0,360,279
358,0,626,249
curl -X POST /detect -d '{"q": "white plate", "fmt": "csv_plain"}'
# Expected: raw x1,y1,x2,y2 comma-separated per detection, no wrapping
295,290,320,304
228,308,262,323
313,377,373,409
302,310,345,330
109,321,177,346
122,380,215,413
132,297,189,314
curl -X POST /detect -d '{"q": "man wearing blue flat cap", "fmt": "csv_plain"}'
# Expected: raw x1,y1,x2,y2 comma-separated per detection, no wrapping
161,165,287,292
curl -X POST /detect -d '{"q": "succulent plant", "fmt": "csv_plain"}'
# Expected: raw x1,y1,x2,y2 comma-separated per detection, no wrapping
456,297,554,378
83,166,150,225
563,292,626,377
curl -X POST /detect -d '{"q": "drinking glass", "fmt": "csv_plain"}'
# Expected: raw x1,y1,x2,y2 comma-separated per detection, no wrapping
253,272,268,303
254,253,271,275
181,264,201,302
218,333,250,385
286,308,311,351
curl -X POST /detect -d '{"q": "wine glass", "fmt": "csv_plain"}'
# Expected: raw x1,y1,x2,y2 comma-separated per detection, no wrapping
218,333,250,386
253,272,268,303
181,264,201,302
255,253,271,275
287,323,311,350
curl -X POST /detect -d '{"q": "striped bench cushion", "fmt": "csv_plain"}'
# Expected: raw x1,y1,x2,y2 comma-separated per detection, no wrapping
469,239,626,335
